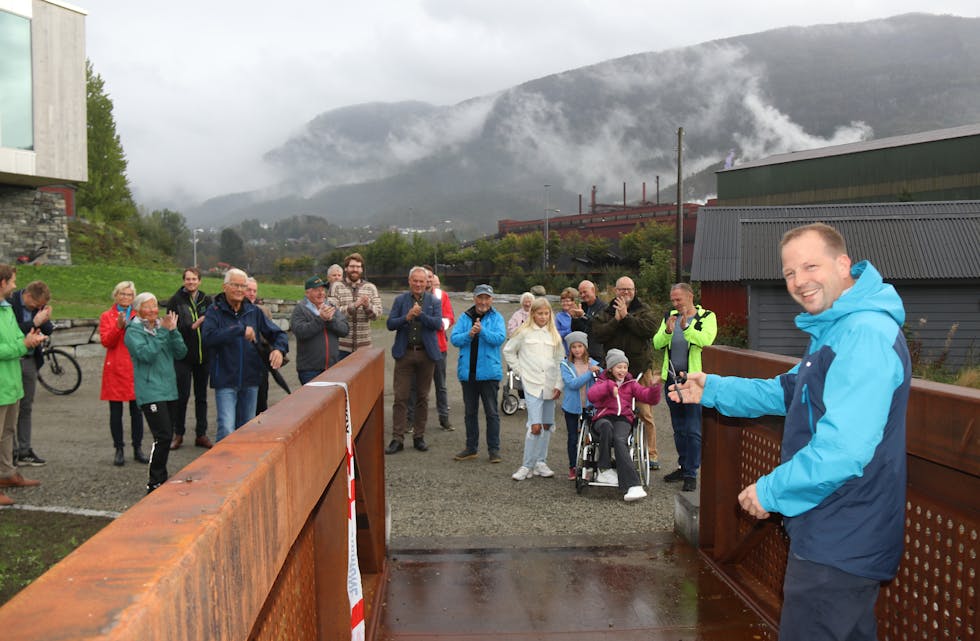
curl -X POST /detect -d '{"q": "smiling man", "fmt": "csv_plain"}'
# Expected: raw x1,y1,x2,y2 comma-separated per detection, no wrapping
670,223,911,641
385,266,443,454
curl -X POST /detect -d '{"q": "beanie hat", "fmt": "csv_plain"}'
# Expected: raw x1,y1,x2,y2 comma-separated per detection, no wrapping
605,348,629,370
564,331,588,349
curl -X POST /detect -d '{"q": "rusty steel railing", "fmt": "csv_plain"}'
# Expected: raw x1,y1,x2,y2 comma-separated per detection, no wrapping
0,348,388,641
698,345,980,640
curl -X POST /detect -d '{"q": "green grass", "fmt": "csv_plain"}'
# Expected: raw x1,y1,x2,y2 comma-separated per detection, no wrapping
0,510,111,605
16,265,305,318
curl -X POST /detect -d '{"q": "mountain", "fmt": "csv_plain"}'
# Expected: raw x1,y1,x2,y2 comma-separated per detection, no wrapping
187,13,980,235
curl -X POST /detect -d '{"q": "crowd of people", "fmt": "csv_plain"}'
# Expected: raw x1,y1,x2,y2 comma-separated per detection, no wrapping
380,261,721,503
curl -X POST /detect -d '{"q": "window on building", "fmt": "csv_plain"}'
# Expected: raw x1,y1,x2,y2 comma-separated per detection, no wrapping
0,9,33,150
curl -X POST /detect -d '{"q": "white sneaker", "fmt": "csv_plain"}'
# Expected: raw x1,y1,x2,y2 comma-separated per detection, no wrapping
512,466,533,481
533,461,555,478
596,468,619,485
624,486,647,502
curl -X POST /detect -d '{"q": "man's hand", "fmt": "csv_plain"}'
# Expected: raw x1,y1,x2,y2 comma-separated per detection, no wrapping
614,297,628,321
738,483,770,520
666,315,677,333
406,302,421,321
319,304,336,321
269,349,284,370
357,294,371,309
244,326,256,342
470,317,482,337
570,303,584,319
34,305,52,326
24,328,45,349
668,371,706,404
191,315,206,330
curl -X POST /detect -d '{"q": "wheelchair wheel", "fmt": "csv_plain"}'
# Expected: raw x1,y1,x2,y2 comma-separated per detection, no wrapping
501,392,520,415
635,420,650,486
574,417,590,495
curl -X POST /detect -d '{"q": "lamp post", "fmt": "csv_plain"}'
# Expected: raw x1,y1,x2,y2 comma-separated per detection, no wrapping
192,228,204,267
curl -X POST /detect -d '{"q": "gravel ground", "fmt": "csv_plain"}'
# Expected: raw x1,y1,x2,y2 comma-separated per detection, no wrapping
7,292,683,538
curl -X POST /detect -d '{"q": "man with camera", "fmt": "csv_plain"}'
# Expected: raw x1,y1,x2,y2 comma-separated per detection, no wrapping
591,276,661,469
653,283,716,492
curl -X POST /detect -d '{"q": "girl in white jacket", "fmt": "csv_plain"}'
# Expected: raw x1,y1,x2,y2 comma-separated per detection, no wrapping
503,297,565,480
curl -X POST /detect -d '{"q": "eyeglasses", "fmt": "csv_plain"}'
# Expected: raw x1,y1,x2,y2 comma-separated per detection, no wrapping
616,287,635,292
227,282,248,289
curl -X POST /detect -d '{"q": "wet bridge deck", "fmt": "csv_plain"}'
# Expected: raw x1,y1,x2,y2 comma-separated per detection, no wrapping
377,533,772,640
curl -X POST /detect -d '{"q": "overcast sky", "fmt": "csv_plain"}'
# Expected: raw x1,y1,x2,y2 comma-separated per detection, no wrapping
79,1,979,208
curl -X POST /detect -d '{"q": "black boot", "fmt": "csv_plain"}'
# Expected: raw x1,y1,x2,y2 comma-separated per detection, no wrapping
113,447,125,466
134,446,149,464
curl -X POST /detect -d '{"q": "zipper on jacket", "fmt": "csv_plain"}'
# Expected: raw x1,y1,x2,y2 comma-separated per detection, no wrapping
802,384,815,434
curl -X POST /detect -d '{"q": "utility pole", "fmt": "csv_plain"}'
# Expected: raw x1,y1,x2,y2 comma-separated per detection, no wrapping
676,127,684,283
544,184,551,272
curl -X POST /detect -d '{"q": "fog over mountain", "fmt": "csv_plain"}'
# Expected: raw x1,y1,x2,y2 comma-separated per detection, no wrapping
187,13,980,235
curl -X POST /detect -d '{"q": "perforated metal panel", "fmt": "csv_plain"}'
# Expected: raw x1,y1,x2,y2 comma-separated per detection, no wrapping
249,523,318,641
879,490,979,641
736,428,789,599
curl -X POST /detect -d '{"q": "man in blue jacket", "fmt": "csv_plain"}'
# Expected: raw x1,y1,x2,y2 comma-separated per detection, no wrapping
202,268,289,442
450,284,506,463
385,266,443,454
672,223,911,641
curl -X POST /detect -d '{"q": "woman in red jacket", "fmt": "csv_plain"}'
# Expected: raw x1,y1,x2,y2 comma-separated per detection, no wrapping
99,281,147,467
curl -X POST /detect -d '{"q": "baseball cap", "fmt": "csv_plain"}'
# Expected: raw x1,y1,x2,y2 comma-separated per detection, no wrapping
305,276,327,289
473,284,494,297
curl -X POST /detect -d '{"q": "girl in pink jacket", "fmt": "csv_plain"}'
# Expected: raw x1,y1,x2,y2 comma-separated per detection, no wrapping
586,348,661,501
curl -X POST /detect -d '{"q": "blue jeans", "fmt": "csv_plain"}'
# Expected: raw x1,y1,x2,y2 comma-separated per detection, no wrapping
215,386,258,442
667,394,702,478
779,554,880,641
461,379,500,453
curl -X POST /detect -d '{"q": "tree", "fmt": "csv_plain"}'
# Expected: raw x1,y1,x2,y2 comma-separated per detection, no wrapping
619,221,674,264
139,208,189,259
76,60,138,225
219,228,245,267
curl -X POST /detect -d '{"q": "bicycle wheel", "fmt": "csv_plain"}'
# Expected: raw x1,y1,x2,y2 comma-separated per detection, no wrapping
38,348,82,395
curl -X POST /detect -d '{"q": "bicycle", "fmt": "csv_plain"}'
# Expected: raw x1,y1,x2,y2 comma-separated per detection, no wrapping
37,343,82,395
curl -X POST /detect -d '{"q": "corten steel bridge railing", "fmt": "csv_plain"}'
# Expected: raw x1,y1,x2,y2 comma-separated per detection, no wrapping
698,345,980,641
0,348,389,641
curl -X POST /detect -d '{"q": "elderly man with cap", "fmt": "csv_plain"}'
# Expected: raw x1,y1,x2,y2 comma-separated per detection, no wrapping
385,266,443,454
450,284,506,463
291,275,349,384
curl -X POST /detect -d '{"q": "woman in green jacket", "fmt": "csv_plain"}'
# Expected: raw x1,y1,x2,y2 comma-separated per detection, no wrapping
125,292,187,493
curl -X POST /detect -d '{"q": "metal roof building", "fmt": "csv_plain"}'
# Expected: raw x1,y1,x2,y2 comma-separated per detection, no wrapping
691,201,980,369
716,123,980,207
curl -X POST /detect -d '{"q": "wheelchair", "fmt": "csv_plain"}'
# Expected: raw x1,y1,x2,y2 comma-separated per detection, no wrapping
574,407,650,495
500,367,525,415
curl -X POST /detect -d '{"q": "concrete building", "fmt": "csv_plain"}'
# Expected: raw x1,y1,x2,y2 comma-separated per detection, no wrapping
0,0,87,265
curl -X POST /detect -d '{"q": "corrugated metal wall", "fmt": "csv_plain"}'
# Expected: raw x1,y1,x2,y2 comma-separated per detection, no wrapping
749,283,980,369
